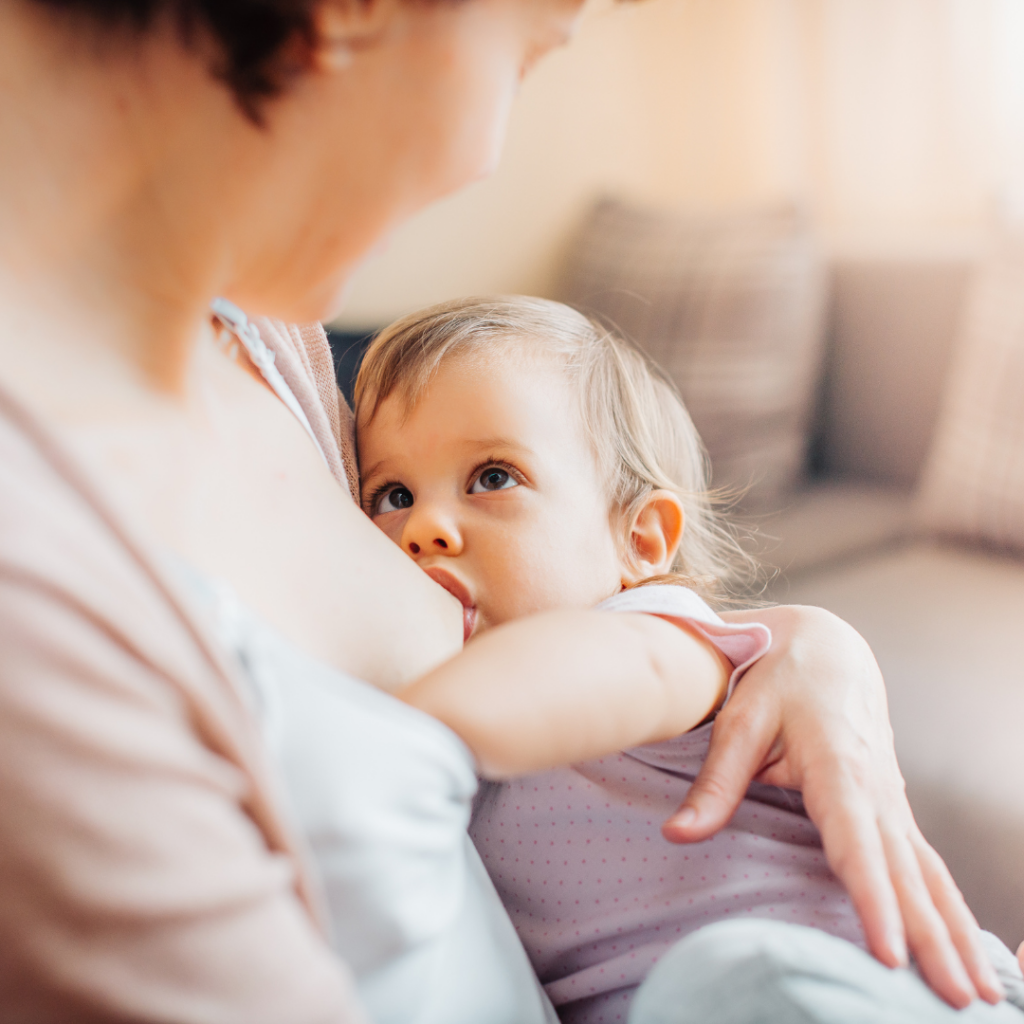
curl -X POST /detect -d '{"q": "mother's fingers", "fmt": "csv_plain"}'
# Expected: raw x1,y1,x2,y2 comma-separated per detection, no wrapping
877,818,977,1008
802,770,907,970
802,754,996,1009
661,698,777,843
911,831,1004,1004
673,604,999,1008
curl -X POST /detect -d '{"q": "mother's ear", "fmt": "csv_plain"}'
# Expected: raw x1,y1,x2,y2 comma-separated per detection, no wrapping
620,490,685,586
312,0,403,71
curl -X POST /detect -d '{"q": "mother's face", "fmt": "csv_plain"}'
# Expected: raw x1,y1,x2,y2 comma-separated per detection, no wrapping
235,0,585,320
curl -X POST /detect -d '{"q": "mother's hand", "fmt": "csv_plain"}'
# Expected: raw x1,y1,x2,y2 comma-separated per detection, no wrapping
660,604,1005,1009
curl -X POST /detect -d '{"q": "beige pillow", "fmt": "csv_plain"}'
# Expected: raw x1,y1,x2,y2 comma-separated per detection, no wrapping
554,199,827,507
917,244,1024,551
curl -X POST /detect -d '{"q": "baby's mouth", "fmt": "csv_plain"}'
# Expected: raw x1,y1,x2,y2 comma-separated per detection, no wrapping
461,605,477,643
423,567,478,643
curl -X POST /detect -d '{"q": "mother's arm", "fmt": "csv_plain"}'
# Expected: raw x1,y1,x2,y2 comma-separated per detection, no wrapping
661,604,1005,1009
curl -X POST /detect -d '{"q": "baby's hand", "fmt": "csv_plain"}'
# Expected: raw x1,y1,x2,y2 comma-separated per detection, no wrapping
1017,940,1023,974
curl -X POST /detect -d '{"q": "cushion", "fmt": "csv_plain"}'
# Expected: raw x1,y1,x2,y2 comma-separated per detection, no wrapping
819,260,972,487
554,199,828,507
753,481,915,585
917,244,1024,550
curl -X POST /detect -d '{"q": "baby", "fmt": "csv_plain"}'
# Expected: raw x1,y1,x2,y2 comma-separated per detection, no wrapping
354,296,864,1023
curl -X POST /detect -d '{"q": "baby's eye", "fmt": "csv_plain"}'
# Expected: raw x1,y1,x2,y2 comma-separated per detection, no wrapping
470,467,518,494
374,486,414,515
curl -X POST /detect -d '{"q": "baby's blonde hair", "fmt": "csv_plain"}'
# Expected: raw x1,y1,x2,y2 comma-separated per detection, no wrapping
354,296,753,603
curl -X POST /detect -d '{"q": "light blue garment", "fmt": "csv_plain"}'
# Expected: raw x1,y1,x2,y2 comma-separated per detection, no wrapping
173,562,558,1024
628,919,1024,1024
186,307,557,1024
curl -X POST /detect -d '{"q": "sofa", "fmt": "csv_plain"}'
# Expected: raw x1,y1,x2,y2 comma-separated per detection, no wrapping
753,257,1024,950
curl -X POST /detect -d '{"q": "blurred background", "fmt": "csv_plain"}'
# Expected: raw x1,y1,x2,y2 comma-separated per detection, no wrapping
330,0,1024,950
334,0,1024,329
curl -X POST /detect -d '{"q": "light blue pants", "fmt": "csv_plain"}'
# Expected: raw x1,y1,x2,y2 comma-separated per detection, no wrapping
629,920,1024,1024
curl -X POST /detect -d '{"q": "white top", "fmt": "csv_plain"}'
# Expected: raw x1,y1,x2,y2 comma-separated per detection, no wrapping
173,564,559,1024
168,310,558,1023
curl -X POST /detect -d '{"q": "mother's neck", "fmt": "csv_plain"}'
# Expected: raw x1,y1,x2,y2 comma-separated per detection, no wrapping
0,2,269,401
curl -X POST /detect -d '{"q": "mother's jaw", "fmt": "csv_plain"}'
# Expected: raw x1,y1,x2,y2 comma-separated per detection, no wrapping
1,0,594,343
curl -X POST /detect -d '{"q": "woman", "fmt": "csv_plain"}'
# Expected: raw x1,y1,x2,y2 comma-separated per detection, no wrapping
0,0,1002,1019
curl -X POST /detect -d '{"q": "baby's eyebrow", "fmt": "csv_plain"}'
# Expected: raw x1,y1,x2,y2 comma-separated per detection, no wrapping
360,439,534,485
465,437,534,458
359,458,390,482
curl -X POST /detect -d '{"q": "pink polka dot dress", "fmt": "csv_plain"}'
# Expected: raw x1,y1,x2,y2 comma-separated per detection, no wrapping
469,586,864,1024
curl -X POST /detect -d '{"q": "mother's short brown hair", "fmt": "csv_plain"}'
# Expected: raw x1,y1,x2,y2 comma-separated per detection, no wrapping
33,0,640,122
33,0,323,120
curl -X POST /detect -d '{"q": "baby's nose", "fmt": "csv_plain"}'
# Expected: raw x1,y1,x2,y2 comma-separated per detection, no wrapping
409,537,450,555
404,508,463,557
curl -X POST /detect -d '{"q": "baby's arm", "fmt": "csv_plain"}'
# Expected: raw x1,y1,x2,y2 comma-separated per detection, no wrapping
399,609,731,779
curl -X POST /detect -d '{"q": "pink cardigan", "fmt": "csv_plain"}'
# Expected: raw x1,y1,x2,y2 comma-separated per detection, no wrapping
0,320,366,1022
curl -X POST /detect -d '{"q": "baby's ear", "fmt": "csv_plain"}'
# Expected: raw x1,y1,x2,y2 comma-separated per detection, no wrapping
620,490,685,586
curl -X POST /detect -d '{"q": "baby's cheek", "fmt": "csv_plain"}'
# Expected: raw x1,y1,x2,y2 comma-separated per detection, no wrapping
476,553,551,627
494,550,607,623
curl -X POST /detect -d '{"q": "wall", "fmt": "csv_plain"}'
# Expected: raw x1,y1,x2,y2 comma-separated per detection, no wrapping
334,0,1024,329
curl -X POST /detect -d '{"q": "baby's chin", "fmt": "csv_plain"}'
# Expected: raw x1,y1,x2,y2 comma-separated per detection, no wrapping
462,604,478,643
464,606,512,644
465,607,497,644
465,597,573,642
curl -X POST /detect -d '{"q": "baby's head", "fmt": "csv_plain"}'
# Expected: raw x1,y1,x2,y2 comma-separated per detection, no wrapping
355,296,745,640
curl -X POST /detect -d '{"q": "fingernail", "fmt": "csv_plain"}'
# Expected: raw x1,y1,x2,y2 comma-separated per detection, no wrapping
887,930,908,968
952,961,978,1008
672,807,697,829
984,964,1006,1002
